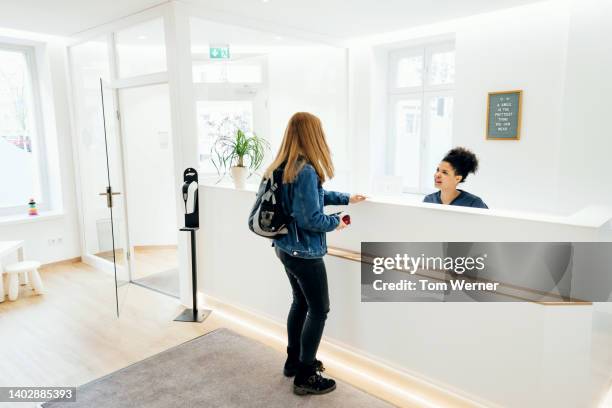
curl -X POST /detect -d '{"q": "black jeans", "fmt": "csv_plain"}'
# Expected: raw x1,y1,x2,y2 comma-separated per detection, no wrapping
275,247,330,365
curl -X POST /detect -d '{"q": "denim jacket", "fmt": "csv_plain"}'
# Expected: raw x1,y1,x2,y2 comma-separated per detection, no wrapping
272,163,350,259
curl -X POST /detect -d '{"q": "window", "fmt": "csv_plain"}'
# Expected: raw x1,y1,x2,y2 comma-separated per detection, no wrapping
388,42,455,193
0,45,48,215
196,100,254,174
193,54,266,175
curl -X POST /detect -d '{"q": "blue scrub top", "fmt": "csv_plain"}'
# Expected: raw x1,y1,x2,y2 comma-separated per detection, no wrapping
423,189,488,209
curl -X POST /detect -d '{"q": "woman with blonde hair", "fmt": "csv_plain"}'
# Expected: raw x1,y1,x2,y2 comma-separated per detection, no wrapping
265,112,366,395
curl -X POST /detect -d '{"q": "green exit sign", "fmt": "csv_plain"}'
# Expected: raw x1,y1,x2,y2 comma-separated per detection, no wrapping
209,45,230,59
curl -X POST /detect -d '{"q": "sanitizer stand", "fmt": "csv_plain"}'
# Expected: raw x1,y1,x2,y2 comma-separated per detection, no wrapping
174,168,211,323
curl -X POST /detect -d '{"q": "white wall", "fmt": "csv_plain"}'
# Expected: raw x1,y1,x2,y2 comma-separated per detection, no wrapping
453,3,569,213
267,46,349,188
0,31,80,264
558,0,612,214
349,1,574,214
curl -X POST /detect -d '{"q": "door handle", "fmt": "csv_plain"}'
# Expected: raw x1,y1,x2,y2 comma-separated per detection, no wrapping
98,186,121,208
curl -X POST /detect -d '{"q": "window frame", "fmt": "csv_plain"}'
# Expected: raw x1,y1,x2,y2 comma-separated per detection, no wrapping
0,43,50,216
387,41,455,194
388,47,425,95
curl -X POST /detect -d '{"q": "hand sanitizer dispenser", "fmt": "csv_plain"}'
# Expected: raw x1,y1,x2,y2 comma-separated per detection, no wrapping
182,168,199,228
175,167,210,323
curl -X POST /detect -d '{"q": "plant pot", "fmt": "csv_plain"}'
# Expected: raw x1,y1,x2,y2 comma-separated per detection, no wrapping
230,166,248,189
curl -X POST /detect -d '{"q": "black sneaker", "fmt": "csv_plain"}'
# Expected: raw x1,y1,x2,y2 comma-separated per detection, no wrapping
293,361,336,395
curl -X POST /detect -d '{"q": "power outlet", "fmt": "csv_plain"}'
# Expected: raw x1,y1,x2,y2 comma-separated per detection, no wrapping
48,237,63,246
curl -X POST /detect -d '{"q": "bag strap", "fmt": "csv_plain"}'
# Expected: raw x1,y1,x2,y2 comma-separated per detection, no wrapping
273,162,294,220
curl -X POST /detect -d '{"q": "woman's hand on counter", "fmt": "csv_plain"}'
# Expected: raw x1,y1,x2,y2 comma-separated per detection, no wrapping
349,194,367,204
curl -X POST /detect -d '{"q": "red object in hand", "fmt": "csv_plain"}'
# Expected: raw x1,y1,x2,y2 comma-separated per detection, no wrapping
342,214,351,225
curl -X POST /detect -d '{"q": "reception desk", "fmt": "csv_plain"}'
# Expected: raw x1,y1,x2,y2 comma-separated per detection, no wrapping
197,182,612,408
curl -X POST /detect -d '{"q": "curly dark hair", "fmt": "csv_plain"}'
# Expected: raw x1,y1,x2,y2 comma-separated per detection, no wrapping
442,147,479,183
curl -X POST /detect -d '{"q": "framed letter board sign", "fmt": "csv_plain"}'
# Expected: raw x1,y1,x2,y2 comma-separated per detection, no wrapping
486,90,522,140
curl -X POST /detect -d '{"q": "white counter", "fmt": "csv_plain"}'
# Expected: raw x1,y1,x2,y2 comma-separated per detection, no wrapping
196,182,611,407
202,181,612,242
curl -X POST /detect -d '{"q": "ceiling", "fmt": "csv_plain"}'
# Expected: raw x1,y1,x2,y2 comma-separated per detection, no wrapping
0,0,545,39
0,0,169,37
190,17,316,49
185,0,545,39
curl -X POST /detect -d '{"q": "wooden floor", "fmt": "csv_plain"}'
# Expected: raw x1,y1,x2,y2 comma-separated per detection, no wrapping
0,261,205,389
131,245,178,281
95,245,178,281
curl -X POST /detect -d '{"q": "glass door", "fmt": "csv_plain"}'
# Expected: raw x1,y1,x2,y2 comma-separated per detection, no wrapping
99,78,130,317
69,37,131,318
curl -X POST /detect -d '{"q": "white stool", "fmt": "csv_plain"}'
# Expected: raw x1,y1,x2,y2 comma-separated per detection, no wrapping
3,261,44,301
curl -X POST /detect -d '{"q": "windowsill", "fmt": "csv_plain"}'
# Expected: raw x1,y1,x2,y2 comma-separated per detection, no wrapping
0,210,64,226
200,180,259,193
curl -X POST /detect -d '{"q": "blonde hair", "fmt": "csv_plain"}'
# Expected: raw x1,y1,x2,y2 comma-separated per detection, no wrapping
264,112,334,184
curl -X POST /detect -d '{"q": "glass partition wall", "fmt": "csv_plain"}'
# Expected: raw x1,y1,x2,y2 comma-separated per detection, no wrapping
189,18,349,189
70,17,178,315
69,9,349,316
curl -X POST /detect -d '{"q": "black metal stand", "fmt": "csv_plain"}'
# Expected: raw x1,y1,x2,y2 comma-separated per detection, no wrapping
174,227,211,323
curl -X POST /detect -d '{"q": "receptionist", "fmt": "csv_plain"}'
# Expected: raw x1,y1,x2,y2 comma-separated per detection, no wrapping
423,147,488,209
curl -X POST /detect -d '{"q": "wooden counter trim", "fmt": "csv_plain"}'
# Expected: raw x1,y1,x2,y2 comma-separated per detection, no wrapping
327,246,593,306
328,246,361,261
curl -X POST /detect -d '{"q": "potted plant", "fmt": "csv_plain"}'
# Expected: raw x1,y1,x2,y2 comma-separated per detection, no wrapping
211,127,270,189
